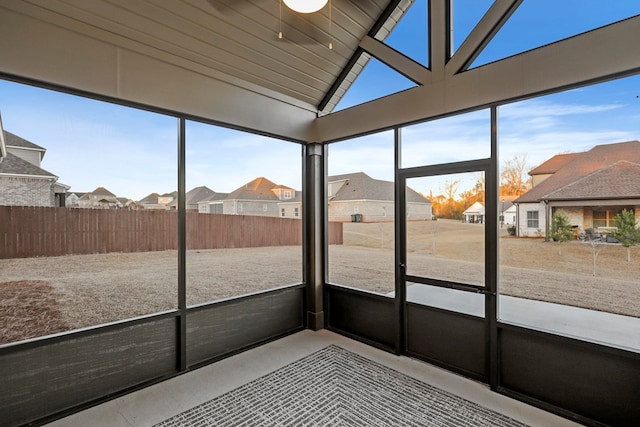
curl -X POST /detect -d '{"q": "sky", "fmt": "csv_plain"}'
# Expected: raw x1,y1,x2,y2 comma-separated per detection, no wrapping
1,0,639,201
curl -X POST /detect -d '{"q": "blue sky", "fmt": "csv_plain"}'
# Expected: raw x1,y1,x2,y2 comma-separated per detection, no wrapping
1,1,639,200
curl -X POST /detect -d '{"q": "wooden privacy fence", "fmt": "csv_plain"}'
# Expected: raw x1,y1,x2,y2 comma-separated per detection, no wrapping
0,206,343,259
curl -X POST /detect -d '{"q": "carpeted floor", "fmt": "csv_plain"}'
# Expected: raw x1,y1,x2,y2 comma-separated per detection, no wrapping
154,345,529,426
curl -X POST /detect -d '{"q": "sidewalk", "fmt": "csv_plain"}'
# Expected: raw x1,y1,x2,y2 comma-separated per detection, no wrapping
406,284,640,352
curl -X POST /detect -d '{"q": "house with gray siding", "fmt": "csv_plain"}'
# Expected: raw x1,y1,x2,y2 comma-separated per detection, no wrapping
197,191,229,214
73,187,120,209
220,177,296,217
170,186,219,211
138,191,177,210
0,125,67,207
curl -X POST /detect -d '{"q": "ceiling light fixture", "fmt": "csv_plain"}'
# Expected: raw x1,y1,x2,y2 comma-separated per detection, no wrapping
283,0,328,14
279,0,333,49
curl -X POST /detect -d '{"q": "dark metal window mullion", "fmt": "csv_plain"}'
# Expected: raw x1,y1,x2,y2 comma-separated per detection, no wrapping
177,117,187,371
394,128,406,355
486,105,499,390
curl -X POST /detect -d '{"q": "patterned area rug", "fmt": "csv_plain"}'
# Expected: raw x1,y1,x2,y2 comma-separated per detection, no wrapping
155,345,529,426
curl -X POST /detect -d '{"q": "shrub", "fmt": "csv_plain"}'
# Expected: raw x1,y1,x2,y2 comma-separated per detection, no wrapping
549,211,573,255
612,209,640,262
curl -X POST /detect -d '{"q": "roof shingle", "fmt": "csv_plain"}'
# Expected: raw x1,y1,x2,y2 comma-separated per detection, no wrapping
515,140,640,203
0,152,56,177
544,160,640,201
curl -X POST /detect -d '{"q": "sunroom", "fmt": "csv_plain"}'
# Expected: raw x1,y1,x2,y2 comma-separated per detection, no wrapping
1,1,639,426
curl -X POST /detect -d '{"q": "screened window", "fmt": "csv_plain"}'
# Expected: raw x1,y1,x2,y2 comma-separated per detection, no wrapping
184,121,302,306
498,74,640,352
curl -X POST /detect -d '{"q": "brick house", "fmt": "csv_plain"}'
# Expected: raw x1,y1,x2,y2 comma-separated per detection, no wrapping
328,172,432,222
0,126,68,207
514,140,640,238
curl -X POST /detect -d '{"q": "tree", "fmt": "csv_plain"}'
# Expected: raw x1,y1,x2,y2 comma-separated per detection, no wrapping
549,211,573,255
583,237,605,277
612,209,640,263
440,179,460,219
500,154,530,196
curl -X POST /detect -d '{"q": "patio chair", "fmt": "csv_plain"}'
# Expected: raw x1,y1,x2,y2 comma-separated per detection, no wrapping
583,228,601,241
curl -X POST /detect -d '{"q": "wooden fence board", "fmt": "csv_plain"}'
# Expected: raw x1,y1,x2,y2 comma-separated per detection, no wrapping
0,206,343,259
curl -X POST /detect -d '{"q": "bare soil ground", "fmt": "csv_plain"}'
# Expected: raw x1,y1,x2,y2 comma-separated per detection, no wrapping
1,219,638,344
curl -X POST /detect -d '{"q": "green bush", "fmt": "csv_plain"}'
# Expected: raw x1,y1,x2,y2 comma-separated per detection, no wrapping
612,209,640,262
549,211,573,243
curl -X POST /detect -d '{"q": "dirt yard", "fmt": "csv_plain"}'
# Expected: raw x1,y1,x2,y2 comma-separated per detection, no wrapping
1,219,639,344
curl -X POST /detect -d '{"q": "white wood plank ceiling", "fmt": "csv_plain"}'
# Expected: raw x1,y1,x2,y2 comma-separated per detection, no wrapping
0,1,408,111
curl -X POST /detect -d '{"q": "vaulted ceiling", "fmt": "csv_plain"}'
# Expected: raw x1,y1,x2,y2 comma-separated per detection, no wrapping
1,1,639,144
0,0,412,140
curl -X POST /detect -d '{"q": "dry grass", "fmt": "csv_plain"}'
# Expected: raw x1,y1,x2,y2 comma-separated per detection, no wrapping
1,219,638,344
0,280,69,344
330,220,640,317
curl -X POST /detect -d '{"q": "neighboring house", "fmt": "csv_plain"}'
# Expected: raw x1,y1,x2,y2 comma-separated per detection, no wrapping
66,191,86,207
278,191,302,218
196,173,432,221
462,201,485,223
138,191,177,210
169,186,218,211
502,204,517,226
0,125,68,207
461,200,516,225
197,191,229,214
220,177,296,217
514,140,640,238
117,197,139,210
328,172,432,222
74,187,120,209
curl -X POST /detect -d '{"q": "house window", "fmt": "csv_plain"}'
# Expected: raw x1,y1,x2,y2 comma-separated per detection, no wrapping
593,208,624,228
382,206,387,217
527,210,539,228
294,207,299,217
283,190,292,199
281,208,285,217
262,204,268,212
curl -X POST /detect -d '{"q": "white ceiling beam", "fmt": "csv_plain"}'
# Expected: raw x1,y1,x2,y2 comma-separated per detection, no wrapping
359,35,430,85
316,15,640,142
446,0,523,76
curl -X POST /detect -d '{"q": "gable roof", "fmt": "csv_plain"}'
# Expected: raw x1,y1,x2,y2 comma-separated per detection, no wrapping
515,140,640,203
528,152,582,176
544,160,640,201
0,151,56,178
198,192,229,204
463,201,485,215
328,172,429,204
90,186,117,198
226,177,284,201
2,130,46,156
139,192,161,204
168,186,222,208
185,186,216,205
